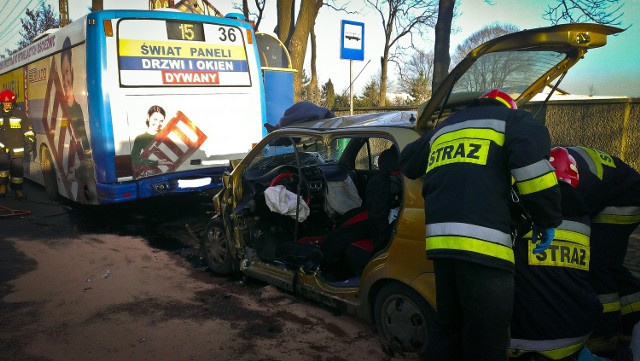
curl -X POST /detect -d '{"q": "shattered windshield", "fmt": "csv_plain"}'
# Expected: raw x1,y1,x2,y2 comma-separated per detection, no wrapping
449,50,565,104
246,135,350,172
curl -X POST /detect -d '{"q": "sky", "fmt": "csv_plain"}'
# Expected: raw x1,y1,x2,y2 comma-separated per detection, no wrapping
3,0,639,97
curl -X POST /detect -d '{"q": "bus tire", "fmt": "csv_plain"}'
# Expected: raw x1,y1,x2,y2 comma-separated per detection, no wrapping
201,219,234,275
42,149,59,200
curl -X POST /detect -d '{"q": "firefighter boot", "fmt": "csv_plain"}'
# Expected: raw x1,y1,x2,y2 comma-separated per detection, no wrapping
0,171,8,197
11,177,25,199
15,189,25,199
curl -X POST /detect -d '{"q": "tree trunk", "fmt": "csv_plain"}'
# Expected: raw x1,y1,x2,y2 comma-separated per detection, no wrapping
380,53,388,106
276,0,294,46
309,27,319,103
286,0,323,102
378,6,395,107
242,0,249,19
432,0,454,90
92,0,103,11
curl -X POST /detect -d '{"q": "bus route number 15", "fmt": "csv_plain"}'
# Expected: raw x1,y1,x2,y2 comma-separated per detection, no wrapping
167,21,204,42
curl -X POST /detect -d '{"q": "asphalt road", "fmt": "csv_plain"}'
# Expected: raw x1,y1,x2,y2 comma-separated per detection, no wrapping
0,180,213,249
1,181,407,361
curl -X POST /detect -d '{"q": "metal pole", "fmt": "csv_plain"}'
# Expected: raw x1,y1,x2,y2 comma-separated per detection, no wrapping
349,60,354,115
59,0,69,26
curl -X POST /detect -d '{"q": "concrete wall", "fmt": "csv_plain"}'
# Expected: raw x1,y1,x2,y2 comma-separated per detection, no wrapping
336,98,640,170
534,98,640,170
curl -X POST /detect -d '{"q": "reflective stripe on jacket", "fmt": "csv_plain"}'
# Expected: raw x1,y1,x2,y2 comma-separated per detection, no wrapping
0,109,31,159
426,222,514,263
592,206,640,225
598,292,621,313
509,334,589,360
621,291,640,315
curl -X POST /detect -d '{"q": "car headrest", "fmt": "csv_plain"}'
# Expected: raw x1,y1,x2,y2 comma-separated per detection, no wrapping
379,148,399,173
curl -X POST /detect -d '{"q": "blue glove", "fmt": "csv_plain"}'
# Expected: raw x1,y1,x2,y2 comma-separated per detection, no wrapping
531,226,555,254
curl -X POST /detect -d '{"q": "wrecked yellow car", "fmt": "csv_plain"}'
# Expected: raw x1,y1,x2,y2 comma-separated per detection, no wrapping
200,23,621,356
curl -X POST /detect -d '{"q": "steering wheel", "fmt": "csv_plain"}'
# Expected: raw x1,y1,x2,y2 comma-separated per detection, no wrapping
269,171,311,205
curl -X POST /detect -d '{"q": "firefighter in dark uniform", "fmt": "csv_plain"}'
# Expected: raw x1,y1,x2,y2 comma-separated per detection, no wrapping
509,147,602,361
400,89,562,361
565,146,640,357
0,89,33,199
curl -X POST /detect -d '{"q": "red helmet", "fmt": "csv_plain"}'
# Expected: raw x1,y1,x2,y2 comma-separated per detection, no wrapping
550,147,579,188
0,89,16,103
480,89,517,109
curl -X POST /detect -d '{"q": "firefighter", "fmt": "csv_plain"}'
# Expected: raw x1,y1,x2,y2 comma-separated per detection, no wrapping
565,146,640,357
508,147,602,361
0,89,32,199
400,89,562,361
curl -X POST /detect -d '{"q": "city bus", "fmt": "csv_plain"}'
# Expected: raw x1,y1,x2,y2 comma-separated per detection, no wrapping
0,9,294,205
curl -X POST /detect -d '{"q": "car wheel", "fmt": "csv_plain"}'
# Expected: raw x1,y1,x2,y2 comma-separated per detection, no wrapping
201,219,234,274
374,282,434,357
42,148,59,201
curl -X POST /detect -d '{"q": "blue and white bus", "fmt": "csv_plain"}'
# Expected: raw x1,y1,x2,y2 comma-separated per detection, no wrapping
0,9,294,204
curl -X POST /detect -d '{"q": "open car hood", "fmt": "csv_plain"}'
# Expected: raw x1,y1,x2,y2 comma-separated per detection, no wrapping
416,23,623,132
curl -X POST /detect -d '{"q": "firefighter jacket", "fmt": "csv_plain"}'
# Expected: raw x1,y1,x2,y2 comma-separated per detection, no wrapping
567,146,640,225
400,103,562,271
0,107,32,159
509,183,602,360
567,146,640,325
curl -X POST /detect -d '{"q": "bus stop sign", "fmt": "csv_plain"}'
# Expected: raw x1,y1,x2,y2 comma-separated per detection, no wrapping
340,20,364,61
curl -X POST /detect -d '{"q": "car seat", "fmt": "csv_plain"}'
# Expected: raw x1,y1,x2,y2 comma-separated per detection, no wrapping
343,147,402,276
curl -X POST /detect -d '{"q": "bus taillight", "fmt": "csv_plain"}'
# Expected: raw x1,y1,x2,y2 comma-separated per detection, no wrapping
103,20,113,37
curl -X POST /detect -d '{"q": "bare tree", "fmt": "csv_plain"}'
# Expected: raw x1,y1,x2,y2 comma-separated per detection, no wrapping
238,1,354,101
274,1,355,101
450,23,519,66
543,0,624,25
432,0,626,93
398,49,434,103
365,0,438,106
235,0,266,30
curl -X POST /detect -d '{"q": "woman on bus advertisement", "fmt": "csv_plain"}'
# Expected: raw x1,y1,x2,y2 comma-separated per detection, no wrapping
128,104,208,180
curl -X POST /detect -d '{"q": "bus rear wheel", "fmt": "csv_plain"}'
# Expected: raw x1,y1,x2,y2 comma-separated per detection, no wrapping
42,149,59,200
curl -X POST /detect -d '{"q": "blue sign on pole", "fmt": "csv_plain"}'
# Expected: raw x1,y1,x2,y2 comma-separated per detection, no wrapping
340,20,365,61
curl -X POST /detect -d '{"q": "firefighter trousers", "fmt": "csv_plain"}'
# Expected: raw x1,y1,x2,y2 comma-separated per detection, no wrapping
588,222,640,354
0,153,24,190
425,258,514,361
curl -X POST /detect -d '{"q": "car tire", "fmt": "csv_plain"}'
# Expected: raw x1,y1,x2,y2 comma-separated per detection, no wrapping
374,282,434,357
201,218,234,275
42,148,59,201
